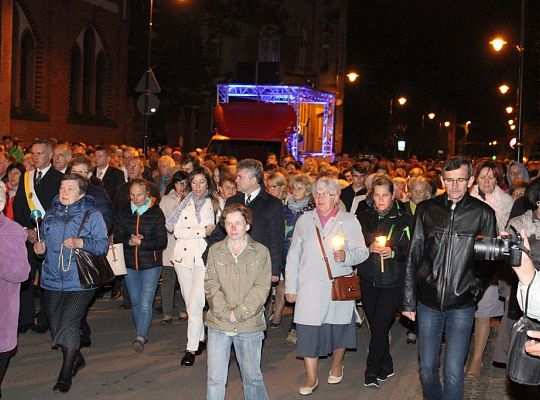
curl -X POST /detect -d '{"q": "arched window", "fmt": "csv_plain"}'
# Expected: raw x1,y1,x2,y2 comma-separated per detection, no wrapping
69,45,82,113
71,26,109,120
95,51,107,114
259,25,280,62
82,29,96,113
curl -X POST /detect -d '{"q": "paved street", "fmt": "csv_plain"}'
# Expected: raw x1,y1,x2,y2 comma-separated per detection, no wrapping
3,296,540,399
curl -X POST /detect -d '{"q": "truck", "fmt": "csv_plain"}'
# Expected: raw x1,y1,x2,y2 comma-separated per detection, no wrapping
207,84,337,162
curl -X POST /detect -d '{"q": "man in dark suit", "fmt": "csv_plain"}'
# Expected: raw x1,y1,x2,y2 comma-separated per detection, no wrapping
13,139,63,333
94,145,126,202
210,159,284,282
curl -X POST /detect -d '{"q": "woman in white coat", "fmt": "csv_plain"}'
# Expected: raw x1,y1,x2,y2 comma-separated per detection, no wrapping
285,177,369,396
166,166,221,366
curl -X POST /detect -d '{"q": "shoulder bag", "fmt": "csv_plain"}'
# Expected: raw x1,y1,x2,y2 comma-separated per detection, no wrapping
74,211,115,288
315,226,361,301
507,273,540,385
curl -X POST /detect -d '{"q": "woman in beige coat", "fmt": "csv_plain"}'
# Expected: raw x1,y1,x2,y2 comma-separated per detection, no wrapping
205,203,272,400
285,177,369,395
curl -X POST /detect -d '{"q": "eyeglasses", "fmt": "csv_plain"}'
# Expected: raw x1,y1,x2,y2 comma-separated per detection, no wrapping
443,177,469,185
314,192,337,198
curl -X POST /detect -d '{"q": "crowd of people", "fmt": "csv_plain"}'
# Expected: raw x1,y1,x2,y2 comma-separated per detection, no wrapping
1,133,540,398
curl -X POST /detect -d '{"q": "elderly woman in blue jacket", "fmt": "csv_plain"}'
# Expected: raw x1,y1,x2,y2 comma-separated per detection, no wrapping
34,173,108,394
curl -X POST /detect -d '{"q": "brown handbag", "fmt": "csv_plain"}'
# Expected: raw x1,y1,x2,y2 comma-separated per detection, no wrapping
315,226,361,301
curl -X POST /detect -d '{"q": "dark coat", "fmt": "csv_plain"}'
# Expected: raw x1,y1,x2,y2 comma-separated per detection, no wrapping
341,184,367,212
13,167,63,228
98,166,125,202
206,188,285,276
356,201,413,288
402,193,497,312
114,199,167,270
86,184,113,233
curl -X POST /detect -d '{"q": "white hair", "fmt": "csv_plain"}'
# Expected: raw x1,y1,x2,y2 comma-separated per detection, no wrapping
315,176,340,195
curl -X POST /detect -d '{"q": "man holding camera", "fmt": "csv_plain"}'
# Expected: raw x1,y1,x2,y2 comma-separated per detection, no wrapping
402,156,497,400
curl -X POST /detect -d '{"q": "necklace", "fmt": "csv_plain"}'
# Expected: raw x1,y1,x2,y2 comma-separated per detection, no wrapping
58,243,73,272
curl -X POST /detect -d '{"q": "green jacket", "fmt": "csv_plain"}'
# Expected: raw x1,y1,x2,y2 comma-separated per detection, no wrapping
205,235,272,333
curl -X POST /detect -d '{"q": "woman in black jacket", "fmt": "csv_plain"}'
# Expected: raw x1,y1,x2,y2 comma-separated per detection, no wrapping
356,175,412,388
114,179,167,353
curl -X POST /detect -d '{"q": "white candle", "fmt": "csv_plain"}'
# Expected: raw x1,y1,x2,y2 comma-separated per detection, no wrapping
331,235,345,250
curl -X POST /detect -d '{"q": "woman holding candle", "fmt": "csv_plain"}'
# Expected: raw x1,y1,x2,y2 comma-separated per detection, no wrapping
356,175,413,388
285,177,369,395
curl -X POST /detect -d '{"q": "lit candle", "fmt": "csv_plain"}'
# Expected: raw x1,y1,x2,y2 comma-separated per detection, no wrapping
375,236,386,273
331,235,345,250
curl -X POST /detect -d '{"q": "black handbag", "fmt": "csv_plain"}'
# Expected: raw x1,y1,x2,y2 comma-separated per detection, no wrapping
73,211,115,289
507,273,540,386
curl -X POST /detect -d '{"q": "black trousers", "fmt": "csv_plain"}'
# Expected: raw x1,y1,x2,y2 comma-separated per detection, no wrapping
0,351,10,395
360,281,402,377
18,244,48,327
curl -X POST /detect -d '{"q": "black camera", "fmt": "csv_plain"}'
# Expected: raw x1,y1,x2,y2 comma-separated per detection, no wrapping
474,226,523,266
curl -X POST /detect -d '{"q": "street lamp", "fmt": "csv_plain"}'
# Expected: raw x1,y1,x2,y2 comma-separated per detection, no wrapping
506,106,514,114
489,0,526,161
389,96,407,134
498,84,510,94
397,97,407,106
346,72,360,83
444,121,450,127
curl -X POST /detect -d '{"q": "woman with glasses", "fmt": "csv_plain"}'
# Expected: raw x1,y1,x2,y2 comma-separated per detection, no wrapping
467,158,514,378
285,177,369,395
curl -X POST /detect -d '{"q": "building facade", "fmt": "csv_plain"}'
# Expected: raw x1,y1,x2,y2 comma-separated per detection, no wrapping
0,0,132,147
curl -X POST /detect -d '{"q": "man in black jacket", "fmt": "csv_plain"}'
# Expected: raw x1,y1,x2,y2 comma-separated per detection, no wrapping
13,139,63,333
340,163,367,212
208,159,284,282
401,156,497,400
94,146,126,202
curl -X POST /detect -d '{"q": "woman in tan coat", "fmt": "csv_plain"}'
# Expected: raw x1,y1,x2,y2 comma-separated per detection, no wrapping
205,203,272,400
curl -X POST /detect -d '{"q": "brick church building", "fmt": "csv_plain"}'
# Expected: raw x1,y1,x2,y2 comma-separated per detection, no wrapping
0,0,133,147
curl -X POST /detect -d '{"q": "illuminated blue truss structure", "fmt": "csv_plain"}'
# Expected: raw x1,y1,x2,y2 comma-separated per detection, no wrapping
216,84,336,159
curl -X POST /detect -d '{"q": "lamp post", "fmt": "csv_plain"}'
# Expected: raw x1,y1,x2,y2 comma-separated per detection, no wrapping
389,96,407,134
489,0,526,161
142,0,155,157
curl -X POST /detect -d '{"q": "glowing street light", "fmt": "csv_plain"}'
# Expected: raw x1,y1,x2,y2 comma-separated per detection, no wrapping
510,124,516,131
506,106,514,114
397,97,407,106
444,121,451,128
427,113,436,120
389,96,408,134
508,119,515,126
499,84,510,94
490,38,508,52
346,72,360,83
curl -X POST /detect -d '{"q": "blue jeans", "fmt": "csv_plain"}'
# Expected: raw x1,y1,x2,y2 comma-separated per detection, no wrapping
417,302,475,400
125,266,162,339
207,328,268,400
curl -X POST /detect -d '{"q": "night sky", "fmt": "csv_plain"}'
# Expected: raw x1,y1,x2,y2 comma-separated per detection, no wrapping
344,0,533,158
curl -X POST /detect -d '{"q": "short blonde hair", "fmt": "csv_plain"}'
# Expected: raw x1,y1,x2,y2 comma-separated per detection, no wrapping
289,174,314,196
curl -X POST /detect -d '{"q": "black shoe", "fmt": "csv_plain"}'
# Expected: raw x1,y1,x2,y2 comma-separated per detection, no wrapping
119,302,131,310
153,306,163,314
31,324,49,334
111,289,122,300
377,369,395,381
364,375,380,389
18,324,32,334
53,379,72,393
80,336,91,348
195,341,206,355
72,354,86,377
181,351,196,366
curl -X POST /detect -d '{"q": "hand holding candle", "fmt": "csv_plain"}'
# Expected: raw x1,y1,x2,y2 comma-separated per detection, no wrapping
331,234,345,262
375,235,386,272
